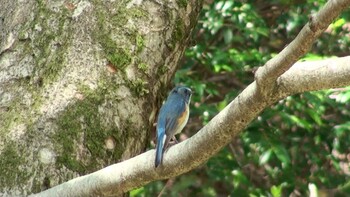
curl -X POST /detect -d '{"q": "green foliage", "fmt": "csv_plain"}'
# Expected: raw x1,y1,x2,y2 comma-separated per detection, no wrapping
134,0,350,196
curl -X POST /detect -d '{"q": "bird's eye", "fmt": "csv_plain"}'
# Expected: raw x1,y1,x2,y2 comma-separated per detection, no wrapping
184,88,191,95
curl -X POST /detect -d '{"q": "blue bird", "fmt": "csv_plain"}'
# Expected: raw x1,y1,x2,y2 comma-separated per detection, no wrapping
155,86,192,167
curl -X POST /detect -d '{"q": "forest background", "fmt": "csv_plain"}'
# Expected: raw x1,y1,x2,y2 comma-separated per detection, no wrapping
136,0,350,196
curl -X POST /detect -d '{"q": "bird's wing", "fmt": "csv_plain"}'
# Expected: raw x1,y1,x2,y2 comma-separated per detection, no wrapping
164,100,186,134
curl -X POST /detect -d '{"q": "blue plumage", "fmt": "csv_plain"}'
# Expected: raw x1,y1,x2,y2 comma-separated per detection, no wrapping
155,86,192,167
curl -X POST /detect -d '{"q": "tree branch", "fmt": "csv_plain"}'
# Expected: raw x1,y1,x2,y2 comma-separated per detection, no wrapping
277,56,350,97
255,0,350,96
31,0,350,196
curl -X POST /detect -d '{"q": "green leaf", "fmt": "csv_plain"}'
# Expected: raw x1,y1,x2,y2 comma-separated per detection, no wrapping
273,145,291,165
288,115,312,130
332,18,345,28
222,1,234,11
255,27,269,37
223,28,233,44
334,121,350,137
217,100,227,111
300,53,324,61
259,149,272,165
306,109,323,125
336,91,350,103
130,187,144,196
270,185,282,197
232,170,250,187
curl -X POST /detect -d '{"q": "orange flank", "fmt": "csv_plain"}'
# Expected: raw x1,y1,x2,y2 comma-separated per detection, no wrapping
176,105,189,129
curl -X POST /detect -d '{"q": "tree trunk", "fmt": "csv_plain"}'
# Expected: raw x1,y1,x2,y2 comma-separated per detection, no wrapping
0,0,201,195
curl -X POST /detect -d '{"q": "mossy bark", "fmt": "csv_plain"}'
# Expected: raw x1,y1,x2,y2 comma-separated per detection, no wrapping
0,0,201,196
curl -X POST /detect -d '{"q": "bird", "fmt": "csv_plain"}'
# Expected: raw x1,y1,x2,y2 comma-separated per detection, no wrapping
155,86,192,168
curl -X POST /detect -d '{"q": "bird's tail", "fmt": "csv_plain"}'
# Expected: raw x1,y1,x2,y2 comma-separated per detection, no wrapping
155,131,165,168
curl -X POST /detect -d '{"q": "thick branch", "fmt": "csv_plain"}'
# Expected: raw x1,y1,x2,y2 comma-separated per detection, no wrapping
255,0,350,96
277,56,350,97
31,56,350,197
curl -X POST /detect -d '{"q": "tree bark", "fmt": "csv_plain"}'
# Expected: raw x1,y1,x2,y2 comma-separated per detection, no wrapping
0,0,201,196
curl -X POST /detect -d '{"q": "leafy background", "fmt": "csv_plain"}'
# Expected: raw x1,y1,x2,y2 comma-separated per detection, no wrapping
133,0,350,196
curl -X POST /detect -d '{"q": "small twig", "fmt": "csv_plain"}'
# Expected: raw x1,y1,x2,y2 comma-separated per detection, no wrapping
157,179,174,197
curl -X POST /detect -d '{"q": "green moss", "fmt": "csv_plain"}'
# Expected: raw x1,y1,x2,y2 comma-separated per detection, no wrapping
129,79,149,97
0,106,18,132
0,84,33,133
54,86,124,173
157,65,169,76
94,1,150,73
0,144,28,187
110,6,147,25
111,13,128,27
29,0,72,86
177,0,188,8
0,0,71,134
171,18,185,48
94,4,139,71
136,34,145,53
108,47,132,69
138,62,148,72
94,31,132,70
130,7,147,18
